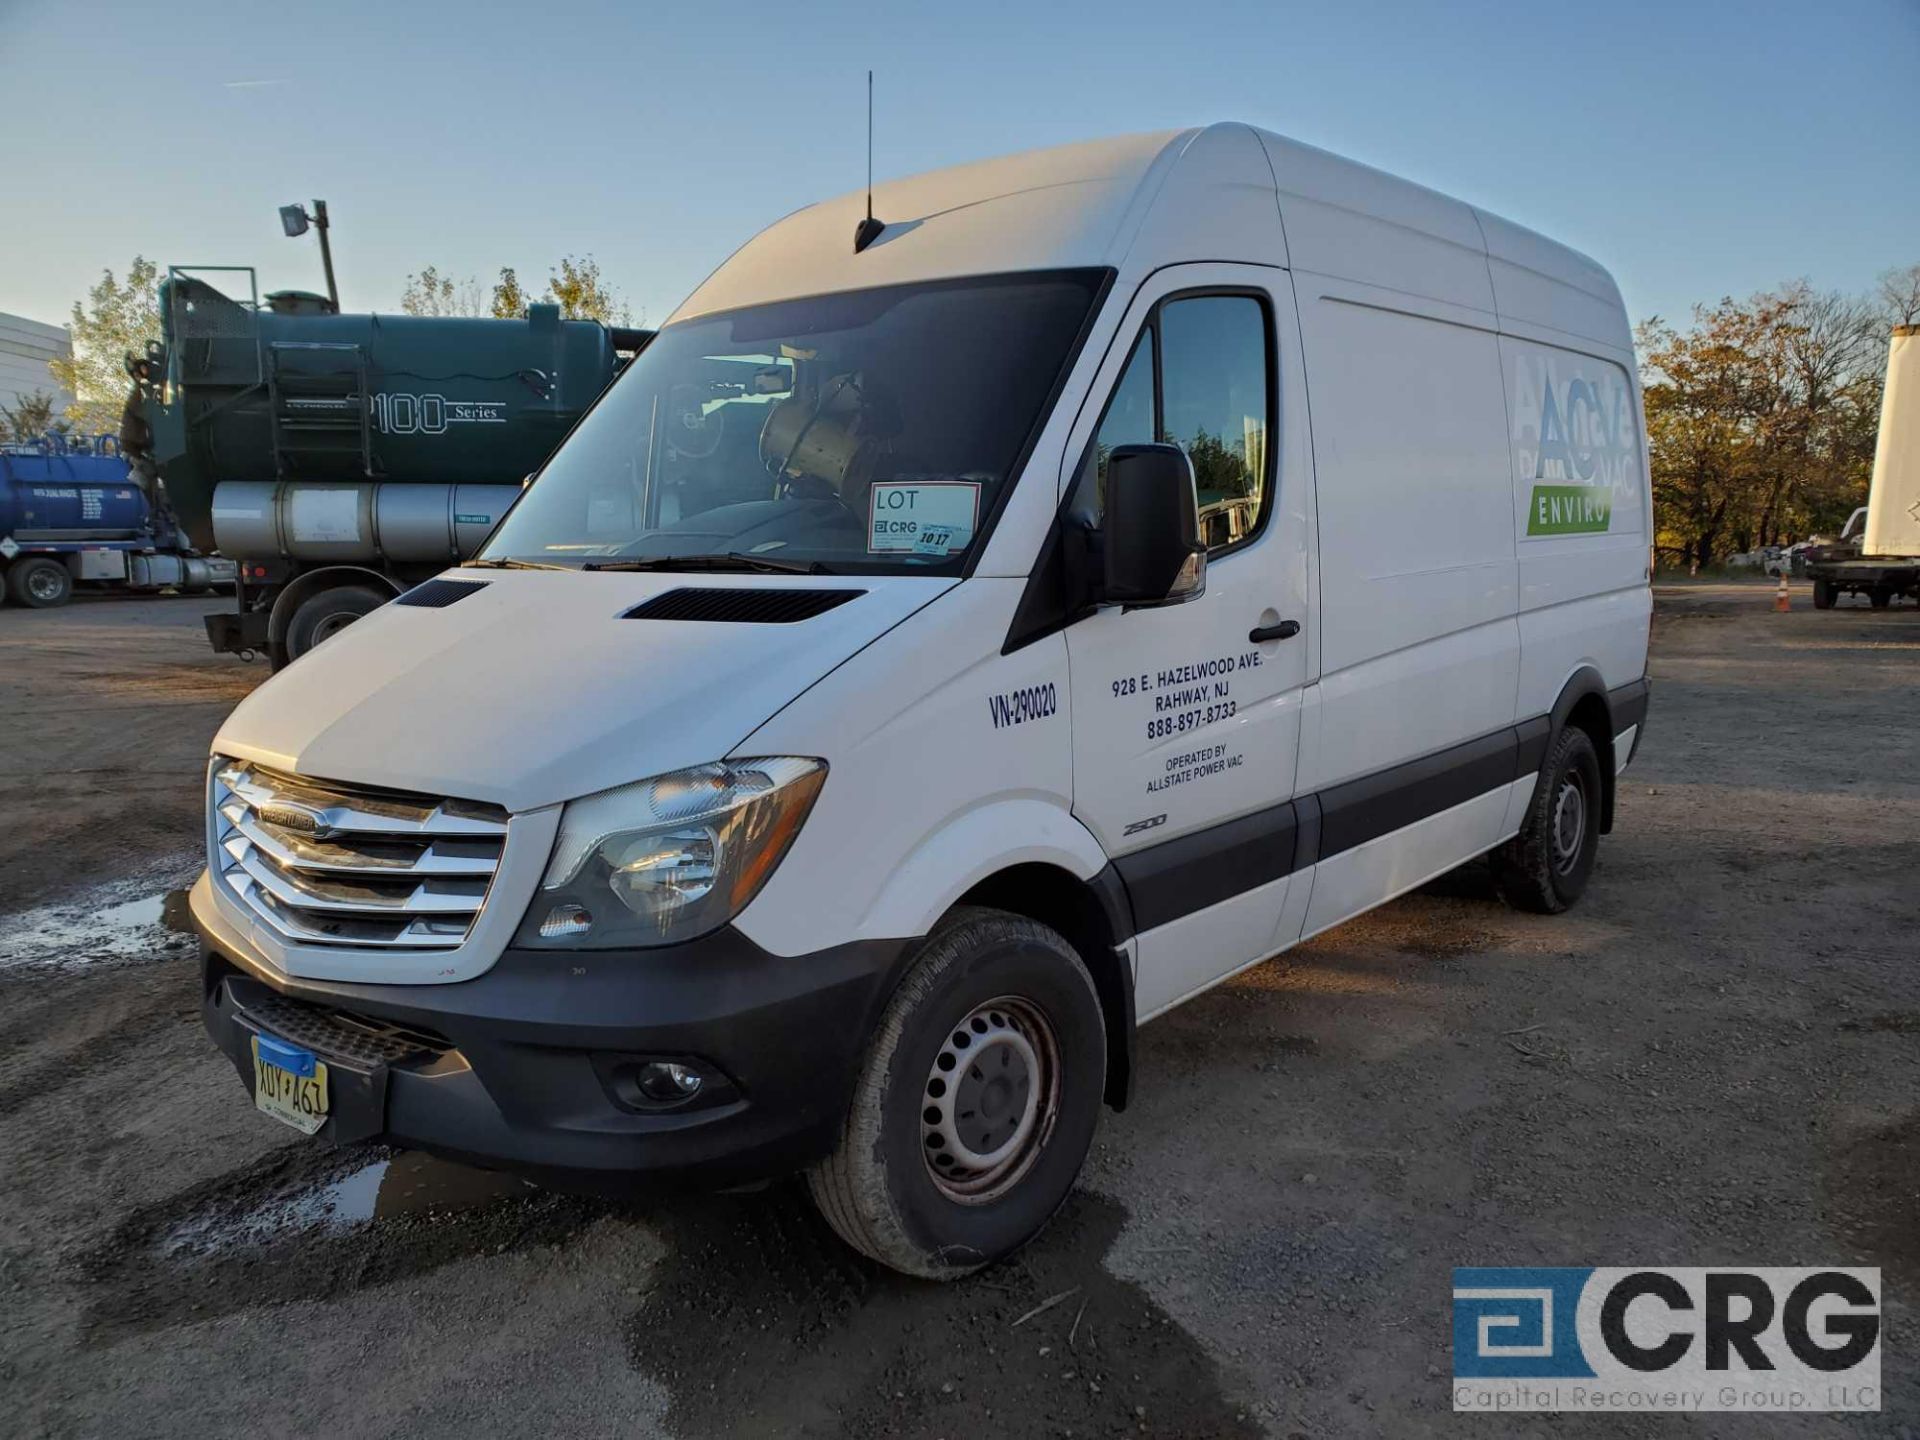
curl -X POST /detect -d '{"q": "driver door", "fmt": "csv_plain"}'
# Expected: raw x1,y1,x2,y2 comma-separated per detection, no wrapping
1061,265,1313,1016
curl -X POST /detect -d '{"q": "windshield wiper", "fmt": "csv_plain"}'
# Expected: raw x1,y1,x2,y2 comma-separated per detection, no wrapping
581,552,835,575
463,557,571,571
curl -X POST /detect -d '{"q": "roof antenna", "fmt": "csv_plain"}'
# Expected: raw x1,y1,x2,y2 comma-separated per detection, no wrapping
853,69,885,254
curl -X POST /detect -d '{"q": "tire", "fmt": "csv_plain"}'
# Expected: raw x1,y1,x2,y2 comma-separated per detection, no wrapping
6,556,73,609
1812,578,1836,610
1492,726,1603,915
284,585,386,660
807,907,1107,1279
1869,585,1893,610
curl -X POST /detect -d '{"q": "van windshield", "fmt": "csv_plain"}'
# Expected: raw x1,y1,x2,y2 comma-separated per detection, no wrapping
481,269,1107,574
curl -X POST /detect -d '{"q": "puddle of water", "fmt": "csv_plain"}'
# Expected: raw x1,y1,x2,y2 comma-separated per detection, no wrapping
161,1151,534,1258
0,882,196,974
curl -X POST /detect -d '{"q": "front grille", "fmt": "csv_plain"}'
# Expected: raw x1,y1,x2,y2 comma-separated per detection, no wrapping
211,759,508,950
235,982,452,1066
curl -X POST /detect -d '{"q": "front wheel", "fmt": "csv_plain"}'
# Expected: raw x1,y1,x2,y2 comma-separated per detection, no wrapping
6,556,73,609
1812,578,1836,610
808,907,1107,1279
1492,726,1603,915
1869,585,1893,610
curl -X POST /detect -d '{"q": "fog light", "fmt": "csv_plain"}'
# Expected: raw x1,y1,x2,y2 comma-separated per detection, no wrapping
637,1061,704,1104
538,903,593,940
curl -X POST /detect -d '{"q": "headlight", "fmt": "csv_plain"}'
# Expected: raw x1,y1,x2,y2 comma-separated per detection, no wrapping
517,758,826,949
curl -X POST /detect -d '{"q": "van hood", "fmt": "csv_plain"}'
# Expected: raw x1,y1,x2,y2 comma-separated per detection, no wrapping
213,570,953,812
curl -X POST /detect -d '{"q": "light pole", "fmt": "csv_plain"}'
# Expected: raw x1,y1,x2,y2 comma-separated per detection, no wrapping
278,200,339,313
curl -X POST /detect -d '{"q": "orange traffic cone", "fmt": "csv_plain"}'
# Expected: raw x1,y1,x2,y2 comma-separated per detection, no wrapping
1774,573,1791,612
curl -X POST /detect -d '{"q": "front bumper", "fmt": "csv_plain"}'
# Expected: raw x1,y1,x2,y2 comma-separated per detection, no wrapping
191,873,909,1192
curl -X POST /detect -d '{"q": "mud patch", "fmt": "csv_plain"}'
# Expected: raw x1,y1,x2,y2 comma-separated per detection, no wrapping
625,1186,1259,1440
0,880,197,974
1839,1012,1920,1036
1829,1113,1920,1273
1397,923,1495,961
81,1143,610,1341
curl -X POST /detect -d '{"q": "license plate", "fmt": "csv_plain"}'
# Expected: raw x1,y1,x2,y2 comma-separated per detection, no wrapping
251,1033,329,1135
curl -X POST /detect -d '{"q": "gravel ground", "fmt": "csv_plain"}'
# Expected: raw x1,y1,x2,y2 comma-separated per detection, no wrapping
0,582,1914,1438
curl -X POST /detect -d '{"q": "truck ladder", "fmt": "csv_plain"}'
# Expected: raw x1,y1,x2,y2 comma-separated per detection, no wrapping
266,341,375,479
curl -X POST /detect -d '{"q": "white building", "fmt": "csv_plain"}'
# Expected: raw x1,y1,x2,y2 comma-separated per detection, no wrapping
0,312,76,428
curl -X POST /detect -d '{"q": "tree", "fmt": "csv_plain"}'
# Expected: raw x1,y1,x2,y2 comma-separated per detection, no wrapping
396,258,631,323
1880,264,1920,329
490,266,527,319
49,257,161,435
542,255,632,324
399,265,487,317
0,390,60,443
1639,279,1886,569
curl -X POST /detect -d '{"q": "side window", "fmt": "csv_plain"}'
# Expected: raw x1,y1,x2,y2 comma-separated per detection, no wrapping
1160,296,1268,550
1069,291,1271,552
1069,331,1154,522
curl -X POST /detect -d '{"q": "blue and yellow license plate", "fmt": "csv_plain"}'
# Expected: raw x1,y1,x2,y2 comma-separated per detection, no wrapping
250,1033,329,1135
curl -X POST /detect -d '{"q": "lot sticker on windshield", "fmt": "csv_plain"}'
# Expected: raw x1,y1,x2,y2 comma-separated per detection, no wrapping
868,481,980,554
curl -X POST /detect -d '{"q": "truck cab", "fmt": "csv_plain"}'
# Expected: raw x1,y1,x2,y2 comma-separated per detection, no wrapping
191,125,1653,1277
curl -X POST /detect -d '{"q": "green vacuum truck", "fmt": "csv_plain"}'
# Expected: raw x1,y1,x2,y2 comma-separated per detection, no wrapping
125,266,649,664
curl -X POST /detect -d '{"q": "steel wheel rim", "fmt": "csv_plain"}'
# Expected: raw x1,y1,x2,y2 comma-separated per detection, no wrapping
1551,773,1587,875
921,996,1061,1204
27,567,62,601
311,612,360,645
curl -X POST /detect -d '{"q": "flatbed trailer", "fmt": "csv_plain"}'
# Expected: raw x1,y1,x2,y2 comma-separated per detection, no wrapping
1807,554,1920,609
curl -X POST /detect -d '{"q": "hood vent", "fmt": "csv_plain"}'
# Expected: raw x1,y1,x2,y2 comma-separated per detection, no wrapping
395,578,490,609
622,587,865,624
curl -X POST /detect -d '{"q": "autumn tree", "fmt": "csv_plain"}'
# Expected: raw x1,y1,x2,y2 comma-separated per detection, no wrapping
541,254,632,324
490,266,527,319
396,258,630,323
399,265,487,317
0,390,60,442
49,257,161,434
1639,280,1888,568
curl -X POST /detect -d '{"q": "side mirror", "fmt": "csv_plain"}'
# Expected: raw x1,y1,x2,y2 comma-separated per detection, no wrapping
1098,443,1206,607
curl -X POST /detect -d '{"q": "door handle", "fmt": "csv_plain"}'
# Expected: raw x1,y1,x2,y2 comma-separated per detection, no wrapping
1249,619,1300,643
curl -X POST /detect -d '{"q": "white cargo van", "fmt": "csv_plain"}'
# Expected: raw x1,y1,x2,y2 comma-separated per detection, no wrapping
191,124,1651,1277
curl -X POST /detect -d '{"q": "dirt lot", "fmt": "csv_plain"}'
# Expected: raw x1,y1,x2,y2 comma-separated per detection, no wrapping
1,583,1915,1438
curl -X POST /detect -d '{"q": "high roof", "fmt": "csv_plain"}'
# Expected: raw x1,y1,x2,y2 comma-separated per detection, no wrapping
670,123,1629,355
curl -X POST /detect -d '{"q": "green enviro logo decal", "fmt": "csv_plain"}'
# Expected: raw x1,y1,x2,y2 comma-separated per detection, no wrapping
1527,485,1612,536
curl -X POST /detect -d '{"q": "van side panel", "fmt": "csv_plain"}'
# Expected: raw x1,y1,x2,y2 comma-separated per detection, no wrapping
1294,283,1520,793
1503,334,1652,723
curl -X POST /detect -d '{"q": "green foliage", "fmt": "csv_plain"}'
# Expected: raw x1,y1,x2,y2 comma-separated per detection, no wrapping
49,257,160,434
1184,427,1252,500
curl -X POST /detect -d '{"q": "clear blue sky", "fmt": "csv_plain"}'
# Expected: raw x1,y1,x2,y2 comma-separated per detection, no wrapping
3,0,1916,334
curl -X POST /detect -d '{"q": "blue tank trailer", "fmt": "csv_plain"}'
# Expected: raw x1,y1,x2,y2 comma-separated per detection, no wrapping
0,435,234,608
123,268,649,665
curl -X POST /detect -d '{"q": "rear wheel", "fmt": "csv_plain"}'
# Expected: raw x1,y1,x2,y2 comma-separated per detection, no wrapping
808,907,1106,1279
1869,585,1893,610
7,556,73,609
1492,726,1602,915
284,585,386,661
1812,578,1836,610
